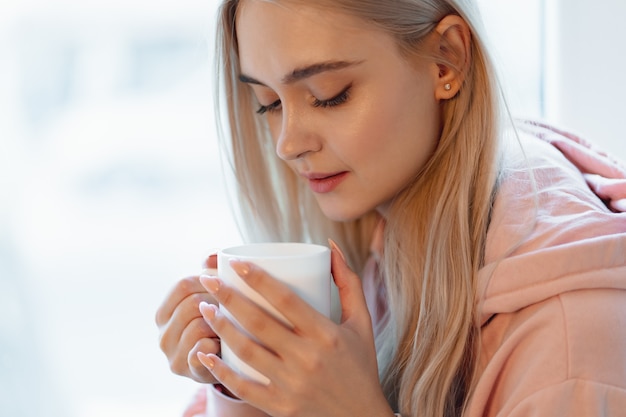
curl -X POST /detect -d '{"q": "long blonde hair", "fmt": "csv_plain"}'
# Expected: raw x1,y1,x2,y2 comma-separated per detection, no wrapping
214,1,501,416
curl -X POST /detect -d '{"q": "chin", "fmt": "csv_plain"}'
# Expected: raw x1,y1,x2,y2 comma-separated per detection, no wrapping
318,203,370,223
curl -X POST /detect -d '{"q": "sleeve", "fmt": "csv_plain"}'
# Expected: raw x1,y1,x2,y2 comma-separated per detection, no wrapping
183,385,271,417
206,385,271,417
469,288,626,417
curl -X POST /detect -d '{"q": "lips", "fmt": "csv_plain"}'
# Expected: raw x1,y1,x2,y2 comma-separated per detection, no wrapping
304,171,348,193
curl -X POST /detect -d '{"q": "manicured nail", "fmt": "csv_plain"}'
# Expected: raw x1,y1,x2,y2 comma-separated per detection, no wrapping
199,301,217,321
229,260,250,277
197,352,215,370
202,249,219,266
328,238,346,262
200,276,221,295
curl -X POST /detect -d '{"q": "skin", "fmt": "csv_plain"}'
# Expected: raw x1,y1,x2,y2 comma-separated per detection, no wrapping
156,254,221,383
198,245,390,417
236,0,442,222
156,1,472,416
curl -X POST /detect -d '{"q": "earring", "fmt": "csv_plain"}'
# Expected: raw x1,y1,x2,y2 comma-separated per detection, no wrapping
444,83,452,91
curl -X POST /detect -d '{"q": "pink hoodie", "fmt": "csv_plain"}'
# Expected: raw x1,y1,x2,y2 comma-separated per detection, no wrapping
194,123,626,416
466,124,626,416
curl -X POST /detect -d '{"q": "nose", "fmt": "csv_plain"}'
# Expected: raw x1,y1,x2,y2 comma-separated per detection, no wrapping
275,108,321,161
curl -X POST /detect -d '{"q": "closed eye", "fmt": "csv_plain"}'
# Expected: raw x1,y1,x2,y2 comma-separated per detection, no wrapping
313,84,351,108
256,84,352,115
256,99,282,115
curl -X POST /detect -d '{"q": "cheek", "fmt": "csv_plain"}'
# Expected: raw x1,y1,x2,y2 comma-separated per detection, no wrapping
346,100,412,157
350,89,439,179
333,99,390,154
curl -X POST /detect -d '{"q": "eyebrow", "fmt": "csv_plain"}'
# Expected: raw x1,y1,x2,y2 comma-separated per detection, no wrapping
238,60,361,86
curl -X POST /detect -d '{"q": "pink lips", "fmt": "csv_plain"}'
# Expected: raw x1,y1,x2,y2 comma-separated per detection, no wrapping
304,172,348,193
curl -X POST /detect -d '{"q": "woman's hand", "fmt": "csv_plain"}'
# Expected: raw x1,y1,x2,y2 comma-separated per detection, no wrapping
520,119,626,212
155,254,222,383
196,241,394,417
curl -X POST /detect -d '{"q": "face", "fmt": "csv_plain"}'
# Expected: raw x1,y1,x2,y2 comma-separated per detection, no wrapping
236,0,442,222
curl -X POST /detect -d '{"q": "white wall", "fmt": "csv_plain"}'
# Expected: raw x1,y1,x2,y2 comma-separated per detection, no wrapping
0,2,238,417
478,0,543,121
545,0,626,160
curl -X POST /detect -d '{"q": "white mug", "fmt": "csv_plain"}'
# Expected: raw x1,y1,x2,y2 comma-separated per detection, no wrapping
217,242,331,384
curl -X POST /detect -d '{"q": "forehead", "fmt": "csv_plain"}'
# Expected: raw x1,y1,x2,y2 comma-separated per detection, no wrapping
234,0,398,80
235,0,368,37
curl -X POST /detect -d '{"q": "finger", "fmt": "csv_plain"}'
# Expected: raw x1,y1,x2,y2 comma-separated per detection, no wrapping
585,174,626,199
159,290,216,356
199,276,293,354
197,352,272,412
187,337,221,382
524,121,626,178
199,301,281,380
164,315,215,378
156,276,211,326
559,139,625,178
612,198,626,212
328,239,371,329
203,253,218,270
226,261,326,334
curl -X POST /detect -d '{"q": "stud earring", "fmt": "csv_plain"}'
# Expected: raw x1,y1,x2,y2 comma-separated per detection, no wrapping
444,83,452,91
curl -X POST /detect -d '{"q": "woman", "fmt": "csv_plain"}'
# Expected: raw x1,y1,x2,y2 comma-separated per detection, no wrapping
155,0,626,416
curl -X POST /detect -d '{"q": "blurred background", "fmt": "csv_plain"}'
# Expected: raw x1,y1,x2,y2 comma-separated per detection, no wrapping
0,1,623,416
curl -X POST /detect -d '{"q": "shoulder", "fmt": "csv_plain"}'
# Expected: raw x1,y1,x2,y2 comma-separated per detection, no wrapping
469,289,626,417
478,129,626,323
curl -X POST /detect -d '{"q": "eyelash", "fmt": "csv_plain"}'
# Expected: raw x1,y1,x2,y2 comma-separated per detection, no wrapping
256,84,352,115
256,99,281,115
313,84,351,108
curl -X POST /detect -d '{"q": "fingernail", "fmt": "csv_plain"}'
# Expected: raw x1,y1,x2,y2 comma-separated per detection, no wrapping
201,249,220,268
199,301,217,320
328,238,346,262
229,260,250,277
200,276,221,295
197,352,215,369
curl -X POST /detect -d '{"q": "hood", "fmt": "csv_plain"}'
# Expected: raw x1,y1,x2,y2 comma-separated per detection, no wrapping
477,132,626,326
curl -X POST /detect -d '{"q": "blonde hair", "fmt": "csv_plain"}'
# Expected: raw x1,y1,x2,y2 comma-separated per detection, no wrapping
214,1,502,416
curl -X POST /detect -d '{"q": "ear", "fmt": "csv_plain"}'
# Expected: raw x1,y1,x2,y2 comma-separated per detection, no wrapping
432,15,472,100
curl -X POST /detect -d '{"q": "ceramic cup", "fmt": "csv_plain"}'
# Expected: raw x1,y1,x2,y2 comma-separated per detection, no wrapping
217,242,331,384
